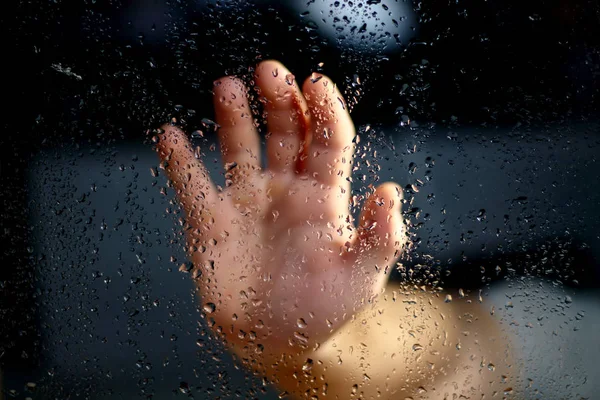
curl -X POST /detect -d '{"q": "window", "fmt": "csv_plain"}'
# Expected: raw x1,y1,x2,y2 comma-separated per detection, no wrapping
3,0,599,398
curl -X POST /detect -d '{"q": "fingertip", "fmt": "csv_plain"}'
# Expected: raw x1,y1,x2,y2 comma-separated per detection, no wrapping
373,182,404,211
255,59,288,80
158,122,182,135
360,183,402,225
213,75,245,88
302,73,336,98
155,123,185,153
302,73,348,110
213,76,248,108
359,182,405,249
255,60,297,102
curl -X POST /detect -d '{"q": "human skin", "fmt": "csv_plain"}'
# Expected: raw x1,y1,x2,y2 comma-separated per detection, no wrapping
155,60,516,398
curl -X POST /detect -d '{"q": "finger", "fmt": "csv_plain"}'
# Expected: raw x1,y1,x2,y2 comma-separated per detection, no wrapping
155,124,230,234
213,76,261,173
354,183,404,271
302,74,355,191
255,60,310,174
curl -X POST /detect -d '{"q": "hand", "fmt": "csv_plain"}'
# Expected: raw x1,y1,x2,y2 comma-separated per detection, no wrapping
155,60,405,363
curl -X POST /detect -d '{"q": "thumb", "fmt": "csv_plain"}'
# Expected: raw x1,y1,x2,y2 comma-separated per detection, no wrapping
355,182,405,273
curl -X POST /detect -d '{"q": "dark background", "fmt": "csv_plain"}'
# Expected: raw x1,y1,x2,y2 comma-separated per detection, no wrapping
2,0,600,397
6,0,600,130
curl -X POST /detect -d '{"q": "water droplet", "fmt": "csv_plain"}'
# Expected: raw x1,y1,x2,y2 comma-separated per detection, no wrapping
179,382,190,394
565,295,573,304
408,162,417,174
296,318,307,329
191,130,204,139
412,343,423,351
201,118,220,132
203,302,216,314
444,294,452,303
293,331,309,346
302,358,313,372
179,262,193,273
477,209,486,221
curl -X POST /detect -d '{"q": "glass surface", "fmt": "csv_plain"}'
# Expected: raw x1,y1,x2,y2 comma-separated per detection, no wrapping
3,1,599,399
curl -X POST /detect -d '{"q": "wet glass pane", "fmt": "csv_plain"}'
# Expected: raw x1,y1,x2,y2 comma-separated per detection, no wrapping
3,0,599,399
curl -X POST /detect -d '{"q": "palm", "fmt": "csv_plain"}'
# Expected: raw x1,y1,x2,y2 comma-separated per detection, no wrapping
156,60,404,355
